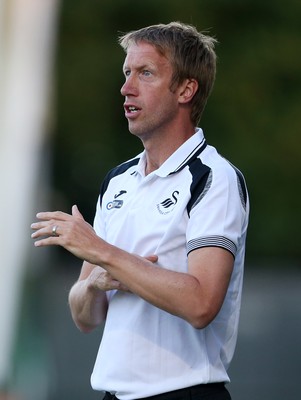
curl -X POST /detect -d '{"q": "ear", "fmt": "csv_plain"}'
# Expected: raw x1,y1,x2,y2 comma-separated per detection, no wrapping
178,79,199,104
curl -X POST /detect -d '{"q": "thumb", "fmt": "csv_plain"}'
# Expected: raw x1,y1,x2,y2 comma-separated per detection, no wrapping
72,204,84,219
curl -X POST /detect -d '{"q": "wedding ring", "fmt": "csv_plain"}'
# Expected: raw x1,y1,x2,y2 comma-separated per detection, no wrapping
52,225,58,237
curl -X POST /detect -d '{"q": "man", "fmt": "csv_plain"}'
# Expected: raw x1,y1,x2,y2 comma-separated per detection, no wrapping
31,22,249,400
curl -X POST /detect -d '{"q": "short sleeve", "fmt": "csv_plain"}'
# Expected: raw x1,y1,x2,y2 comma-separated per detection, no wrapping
186,163,247,258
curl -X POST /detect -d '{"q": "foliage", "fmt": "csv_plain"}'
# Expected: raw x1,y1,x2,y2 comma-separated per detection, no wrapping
53,0,301,261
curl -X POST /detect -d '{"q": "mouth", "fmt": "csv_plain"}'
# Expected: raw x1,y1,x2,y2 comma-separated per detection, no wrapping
127,106,139,113
124,104,141,116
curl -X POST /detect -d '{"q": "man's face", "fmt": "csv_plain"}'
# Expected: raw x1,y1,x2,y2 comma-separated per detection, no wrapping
121,42,181,141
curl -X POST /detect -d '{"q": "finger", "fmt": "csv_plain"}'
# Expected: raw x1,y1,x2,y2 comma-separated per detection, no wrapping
117,283,131,292
35,210,70,221
31,223,60,239
145,254,158,263
31,221,48,231
108,279,124,290
31,220,62,234
33,236,59,247
72,204,84,219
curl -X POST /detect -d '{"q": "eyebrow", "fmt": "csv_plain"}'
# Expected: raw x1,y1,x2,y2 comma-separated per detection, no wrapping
122,62,156,75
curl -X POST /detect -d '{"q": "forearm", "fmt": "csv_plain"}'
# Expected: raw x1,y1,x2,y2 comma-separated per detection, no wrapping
68,279,108,333
100,247,205,328
99,244,233,329
30,208,233,329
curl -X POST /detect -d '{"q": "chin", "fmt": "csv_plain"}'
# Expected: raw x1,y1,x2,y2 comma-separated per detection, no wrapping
127,122,155,142
128,124,143,137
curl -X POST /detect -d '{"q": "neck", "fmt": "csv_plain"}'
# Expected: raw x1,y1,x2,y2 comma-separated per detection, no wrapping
142,125,196,175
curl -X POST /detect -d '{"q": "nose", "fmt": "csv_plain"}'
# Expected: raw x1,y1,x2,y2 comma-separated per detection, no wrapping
120,75,138,97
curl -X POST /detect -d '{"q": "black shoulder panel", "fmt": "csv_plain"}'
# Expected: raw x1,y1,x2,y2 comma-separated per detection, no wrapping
99,158,139,199
227,160,248,210
187,158,211,216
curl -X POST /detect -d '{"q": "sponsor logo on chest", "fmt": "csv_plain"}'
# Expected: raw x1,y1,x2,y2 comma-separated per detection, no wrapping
106,189,180,215
106,190,127,210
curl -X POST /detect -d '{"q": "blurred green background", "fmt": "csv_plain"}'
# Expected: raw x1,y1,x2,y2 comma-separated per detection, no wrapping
53,0,301,262
12,0,301,399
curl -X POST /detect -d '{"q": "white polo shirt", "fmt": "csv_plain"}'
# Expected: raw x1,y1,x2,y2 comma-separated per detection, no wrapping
91,128,249,399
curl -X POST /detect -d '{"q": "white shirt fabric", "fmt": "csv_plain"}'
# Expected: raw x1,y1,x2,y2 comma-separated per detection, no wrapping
91,128,249,399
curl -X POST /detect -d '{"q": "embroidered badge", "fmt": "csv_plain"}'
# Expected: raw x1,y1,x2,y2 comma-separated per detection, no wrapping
157,191,179,215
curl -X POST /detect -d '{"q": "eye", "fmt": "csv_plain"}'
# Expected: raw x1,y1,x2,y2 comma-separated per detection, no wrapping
124,69,131,77
141,70,152,77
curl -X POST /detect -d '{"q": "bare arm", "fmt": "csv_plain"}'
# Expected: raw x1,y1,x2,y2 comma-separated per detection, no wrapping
68,262,111,333
31,206,233,329
96,244,233,329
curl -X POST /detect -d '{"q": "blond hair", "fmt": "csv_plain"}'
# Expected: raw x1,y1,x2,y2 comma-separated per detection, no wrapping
119,22,217,125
